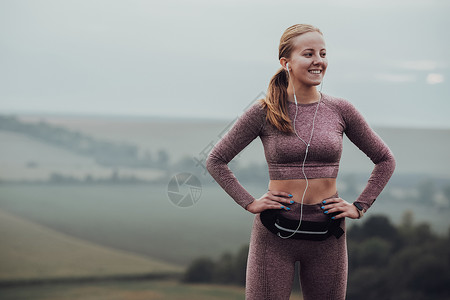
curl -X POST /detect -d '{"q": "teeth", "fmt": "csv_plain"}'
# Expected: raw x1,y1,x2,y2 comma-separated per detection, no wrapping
309,70,321,74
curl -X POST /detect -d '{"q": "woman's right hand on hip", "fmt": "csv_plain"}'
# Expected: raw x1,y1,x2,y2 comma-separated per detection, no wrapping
246,190,294,214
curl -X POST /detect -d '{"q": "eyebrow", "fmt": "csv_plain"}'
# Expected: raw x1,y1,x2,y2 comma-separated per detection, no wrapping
302,48,326,52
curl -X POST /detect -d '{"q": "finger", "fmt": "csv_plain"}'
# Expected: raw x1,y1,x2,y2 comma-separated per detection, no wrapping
270,200,291,210
323,204,349,215
330,207,353,219
321,203,336,211
321,203,343,212
277,196,295,205
267,194,295,205
322,198,336,205
330,212,346,220
321,197,339,205
264,200,291,211
268,190,293,199
323,204,347,213
321,198,346,210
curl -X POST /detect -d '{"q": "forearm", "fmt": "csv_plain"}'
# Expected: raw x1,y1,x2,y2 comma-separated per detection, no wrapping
354,150,396,211
206,152,256,210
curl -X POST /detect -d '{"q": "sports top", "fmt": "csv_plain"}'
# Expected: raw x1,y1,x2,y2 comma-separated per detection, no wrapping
206,92,396,211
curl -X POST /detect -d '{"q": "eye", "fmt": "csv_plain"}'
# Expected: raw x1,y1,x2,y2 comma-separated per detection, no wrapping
321,52,327,57
304,53,313,57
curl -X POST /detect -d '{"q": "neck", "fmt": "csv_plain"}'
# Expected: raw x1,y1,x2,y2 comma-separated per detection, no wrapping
286,84,320,104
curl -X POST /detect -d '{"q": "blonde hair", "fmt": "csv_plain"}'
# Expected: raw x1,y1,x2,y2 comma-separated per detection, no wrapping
259,24,323,133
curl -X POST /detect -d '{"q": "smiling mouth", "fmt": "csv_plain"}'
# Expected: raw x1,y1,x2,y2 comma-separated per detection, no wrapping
308,70,322,74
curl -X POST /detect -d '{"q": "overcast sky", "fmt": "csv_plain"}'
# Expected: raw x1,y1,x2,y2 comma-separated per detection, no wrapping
1,0,449,128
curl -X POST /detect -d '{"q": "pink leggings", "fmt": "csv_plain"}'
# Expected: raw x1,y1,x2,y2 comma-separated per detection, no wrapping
245,194,348,300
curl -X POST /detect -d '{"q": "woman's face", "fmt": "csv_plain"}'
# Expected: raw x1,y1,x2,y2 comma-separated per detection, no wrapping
283,31,327,88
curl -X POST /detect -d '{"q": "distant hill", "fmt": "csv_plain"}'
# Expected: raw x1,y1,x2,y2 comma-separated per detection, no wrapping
1,113,449,180
0,209,182,282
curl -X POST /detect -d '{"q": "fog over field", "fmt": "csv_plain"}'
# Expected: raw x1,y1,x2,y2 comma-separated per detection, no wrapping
0,114,449,270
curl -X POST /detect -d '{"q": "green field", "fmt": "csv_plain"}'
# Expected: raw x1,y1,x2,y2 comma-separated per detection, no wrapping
0,208,182,281
0,183,255,266
0,279,304,300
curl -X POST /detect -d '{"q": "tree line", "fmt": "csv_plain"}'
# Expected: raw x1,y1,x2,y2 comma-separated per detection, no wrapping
0,115,170,169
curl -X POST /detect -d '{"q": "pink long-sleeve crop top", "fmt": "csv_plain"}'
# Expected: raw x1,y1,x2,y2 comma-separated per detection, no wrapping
206,92,396,211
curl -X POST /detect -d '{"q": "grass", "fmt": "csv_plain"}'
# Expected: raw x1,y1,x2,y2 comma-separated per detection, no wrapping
0,280,303,300
0,209,182,281
0,183,255,266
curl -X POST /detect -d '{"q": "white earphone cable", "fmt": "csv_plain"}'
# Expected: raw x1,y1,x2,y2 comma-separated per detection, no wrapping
277,64,323,239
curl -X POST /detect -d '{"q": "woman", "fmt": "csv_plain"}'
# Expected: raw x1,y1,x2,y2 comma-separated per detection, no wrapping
206,24,395,300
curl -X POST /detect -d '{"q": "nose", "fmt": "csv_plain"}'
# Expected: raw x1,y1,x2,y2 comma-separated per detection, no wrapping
313,55,324,65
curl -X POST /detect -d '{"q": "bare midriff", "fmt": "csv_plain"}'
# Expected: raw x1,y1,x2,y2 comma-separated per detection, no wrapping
268,178,337,205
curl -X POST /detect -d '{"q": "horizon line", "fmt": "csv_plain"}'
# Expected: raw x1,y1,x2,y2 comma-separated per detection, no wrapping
1,110,449,131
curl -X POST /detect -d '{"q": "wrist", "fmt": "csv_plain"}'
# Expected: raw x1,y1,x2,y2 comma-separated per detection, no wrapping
245,200,255,212
353,202,366,219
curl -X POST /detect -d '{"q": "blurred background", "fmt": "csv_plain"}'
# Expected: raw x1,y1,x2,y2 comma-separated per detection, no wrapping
1,0,449,299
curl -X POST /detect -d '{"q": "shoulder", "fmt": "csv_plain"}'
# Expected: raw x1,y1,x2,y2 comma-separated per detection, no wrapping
321,93,363,121
250,98,267,113
322,93,357,111
228,98,267,134
240,98,267,121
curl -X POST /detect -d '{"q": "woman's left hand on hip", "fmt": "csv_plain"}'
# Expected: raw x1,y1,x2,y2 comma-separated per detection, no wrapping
320,197,360,220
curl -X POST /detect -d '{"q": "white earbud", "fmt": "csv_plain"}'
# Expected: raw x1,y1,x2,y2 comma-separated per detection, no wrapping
285,62,296,104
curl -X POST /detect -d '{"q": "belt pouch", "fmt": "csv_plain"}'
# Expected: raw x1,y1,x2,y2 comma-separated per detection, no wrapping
259,209,344,241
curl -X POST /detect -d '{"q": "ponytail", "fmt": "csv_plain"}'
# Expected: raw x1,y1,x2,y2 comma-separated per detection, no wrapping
260,67,294,133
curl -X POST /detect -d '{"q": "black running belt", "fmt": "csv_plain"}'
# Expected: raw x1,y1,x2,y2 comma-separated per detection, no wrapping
259,209,344,241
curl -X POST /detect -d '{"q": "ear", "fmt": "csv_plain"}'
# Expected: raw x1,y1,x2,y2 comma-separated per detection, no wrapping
279,57,289,71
